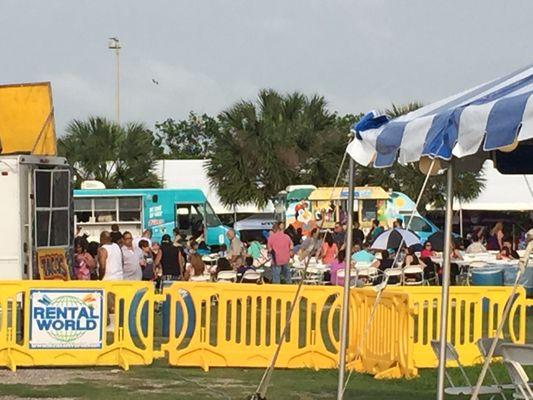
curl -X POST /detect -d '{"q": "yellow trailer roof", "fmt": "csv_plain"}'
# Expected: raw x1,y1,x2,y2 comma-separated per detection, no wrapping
0,82,57,156
308,186,389,201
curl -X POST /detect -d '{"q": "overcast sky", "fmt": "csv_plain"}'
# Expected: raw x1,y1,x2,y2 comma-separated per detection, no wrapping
1,1,532,134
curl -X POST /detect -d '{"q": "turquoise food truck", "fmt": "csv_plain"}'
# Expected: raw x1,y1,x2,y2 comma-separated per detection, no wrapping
73,188,231,248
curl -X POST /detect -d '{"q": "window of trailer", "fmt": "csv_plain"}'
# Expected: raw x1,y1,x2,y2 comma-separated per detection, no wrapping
34,169,71,248
74,196,142,224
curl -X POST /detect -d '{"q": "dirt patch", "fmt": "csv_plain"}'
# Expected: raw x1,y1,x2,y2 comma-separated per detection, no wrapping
0,397,76,400
0,368,123,385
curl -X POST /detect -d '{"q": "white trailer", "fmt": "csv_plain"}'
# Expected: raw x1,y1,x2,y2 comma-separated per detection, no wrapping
0,154,72,280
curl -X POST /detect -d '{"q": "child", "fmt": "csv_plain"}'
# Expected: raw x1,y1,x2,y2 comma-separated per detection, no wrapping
139,240,155,281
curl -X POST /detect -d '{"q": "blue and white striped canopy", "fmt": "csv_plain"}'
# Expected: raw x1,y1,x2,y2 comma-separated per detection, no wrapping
347,64,533,168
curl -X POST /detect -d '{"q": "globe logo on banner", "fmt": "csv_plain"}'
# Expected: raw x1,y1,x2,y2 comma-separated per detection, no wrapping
29,289,104,349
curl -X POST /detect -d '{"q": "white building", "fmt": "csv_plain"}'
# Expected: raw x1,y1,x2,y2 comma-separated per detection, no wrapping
154,159,274,215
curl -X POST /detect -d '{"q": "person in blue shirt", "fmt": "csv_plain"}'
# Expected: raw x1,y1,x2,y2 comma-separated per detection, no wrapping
351,242,375,263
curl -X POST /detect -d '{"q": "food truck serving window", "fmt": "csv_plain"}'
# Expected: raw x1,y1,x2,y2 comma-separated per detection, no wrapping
34,170,71,248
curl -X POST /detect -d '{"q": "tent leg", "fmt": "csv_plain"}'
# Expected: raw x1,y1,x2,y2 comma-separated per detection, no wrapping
437,162,454,400
337,155,355,400
459,208,463,239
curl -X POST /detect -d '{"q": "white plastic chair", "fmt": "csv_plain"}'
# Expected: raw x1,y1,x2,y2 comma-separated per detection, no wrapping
190,274,210,282
357,266,379,286
217,270,237,283
303,267,324,285
384,269,402,286
336,269,358,287
241,270,262,283
402,265,424,286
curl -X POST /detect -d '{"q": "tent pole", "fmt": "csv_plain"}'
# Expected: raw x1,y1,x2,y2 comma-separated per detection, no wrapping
437,162,454,400
337,155,355,400
459,207,463,239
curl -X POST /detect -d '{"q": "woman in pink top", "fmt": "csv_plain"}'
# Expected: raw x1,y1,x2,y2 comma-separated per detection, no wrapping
329,250,346,286
320,233,338,265
420,241,436,258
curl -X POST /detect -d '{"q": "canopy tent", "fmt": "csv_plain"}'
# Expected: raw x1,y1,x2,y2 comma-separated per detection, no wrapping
154,159,275,214
454,160,533,211
347,63,533,170
339,64,533,400
233,213,276,232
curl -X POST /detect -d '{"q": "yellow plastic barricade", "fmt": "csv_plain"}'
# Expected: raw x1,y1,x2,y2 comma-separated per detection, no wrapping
347,288,417,379
161,282,342,371
395,286,528,368
0,280,155,371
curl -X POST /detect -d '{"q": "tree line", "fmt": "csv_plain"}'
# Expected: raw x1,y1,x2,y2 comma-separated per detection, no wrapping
58,89,483,209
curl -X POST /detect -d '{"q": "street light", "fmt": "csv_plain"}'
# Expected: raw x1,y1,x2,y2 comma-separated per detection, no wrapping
108,37,121,125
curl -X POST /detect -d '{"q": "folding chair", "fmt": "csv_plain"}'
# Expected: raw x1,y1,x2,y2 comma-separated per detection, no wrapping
303,267,323,285
190,274,211,282
217,270,237,283
357,266,379,286
430,340,502,398
384,268,402,286
241,269,262,284
336,268,358,287
502,344,533,399
402,265,424,286
476,338,514,396
504,361,533,400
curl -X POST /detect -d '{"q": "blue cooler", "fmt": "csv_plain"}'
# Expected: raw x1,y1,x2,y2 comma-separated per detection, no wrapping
471,267,504,286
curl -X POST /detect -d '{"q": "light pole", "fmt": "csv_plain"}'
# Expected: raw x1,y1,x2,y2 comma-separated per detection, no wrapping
108,37,121,125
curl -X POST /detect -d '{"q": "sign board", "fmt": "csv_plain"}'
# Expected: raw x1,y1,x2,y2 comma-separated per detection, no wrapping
37,248,70,280
29,289,104,349
340,189,373,199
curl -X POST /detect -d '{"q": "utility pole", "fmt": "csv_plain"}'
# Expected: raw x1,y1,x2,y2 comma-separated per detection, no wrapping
108,37,121,125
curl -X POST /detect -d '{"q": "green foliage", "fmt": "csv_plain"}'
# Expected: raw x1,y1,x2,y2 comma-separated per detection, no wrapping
206,89,353,207
58,116,162,189
155,112,218,159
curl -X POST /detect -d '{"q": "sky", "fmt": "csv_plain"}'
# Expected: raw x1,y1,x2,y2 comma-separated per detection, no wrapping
1,0,532,135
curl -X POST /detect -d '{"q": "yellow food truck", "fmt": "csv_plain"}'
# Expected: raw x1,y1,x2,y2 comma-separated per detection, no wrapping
308,186,389,231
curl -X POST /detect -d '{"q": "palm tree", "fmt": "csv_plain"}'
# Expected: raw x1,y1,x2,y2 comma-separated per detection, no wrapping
207,89,342,207
58,116,162,188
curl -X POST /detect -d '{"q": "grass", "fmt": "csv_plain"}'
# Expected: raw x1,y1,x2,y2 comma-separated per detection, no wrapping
0,360,531,399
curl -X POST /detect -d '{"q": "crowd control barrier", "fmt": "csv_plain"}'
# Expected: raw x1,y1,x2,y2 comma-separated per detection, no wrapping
0,281,530,380
399,286,528,368
0,280,156,371
347,286,529,379
347,288,416,379
161,282,342,371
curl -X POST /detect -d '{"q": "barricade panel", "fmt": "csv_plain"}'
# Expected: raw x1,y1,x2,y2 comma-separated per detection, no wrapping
0,281,155,371
390,286,528,369
161,282,342,371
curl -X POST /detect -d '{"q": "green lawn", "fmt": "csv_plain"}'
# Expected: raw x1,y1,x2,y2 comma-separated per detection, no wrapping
0,360,531,399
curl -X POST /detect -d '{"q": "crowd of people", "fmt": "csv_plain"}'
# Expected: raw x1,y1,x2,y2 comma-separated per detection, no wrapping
72,218,531,288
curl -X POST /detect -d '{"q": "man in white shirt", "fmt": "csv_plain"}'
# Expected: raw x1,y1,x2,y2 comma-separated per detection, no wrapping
121,231,143,280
